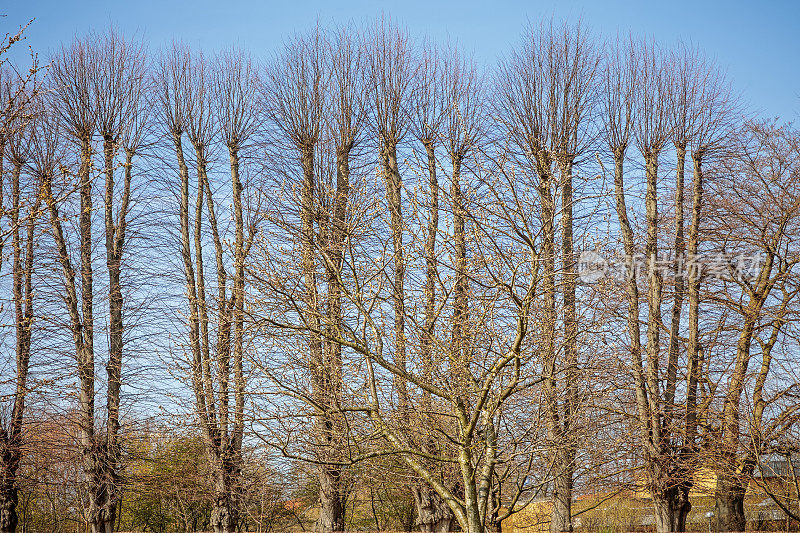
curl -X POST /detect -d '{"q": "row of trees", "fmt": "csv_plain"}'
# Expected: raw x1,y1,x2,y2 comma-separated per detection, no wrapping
0,17,798,533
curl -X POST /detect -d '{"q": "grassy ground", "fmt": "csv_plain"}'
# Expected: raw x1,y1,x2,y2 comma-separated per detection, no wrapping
502,493,796,533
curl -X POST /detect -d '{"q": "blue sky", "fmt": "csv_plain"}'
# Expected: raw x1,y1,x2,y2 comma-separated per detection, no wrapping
3,0,799,120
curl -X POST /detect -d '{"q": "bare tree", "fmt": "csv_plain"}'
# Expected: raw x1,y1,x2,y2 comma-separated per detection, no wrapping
9,19,800,533
253,22,551,533
262,27,356,532
439,45,486,532
156,42,257,533
0,52,43,533
94,33,148,533
210,45,259,533
666,45,734,532
46,30,146,533
407,41,455,533
595,37,738,533
368,18,415,427
599,39,685,533
708,121,800,531
495,20,597,533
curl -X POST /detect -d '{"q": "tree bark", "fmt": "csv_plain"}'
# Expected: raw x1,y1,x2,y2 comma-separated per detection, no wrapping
210,459,238,533
450,152,470,398
551,158,577,533
714,474,747,533
314,147,350,533
664,144,686,427
653,490,690,533
100,137,132,533
317,467,345,533
715,234,774,532
383,142,409,411
414,487,455,533
0,157,36,533
0,150,18,533
411,142,455,533
77,138,114,533
0,474,18,533
298,143,345,533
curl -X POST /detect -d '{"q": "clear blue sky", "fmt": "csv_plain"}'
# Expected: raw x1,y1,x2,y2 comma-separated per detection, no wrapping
3,0,799,120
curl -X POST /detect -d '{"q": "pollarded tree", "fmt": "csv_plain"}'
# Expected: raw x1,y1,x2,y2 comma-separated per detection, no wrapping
599,39,683,533
254,23,551,533
46,30,147,533
406,40,456,533
156,42,259,533
261,27,352,532
495,21,598,533
596,38,736,533
367,17,415,430
0,57,43,533
707,121,800,531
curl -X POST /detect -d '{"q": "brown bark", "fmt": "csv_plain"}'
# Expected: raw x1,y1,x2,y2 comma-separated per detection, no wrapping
679,153,705,525
714,475,747,533
0,157,39,533
715,254,774,532
267,32,348,529
77,136,115,533
551,158,578,533
300,143,345,533
413,488,455,533
43,134,116,533
450,153,468,391
664,144,686,427
612,150,648,431
684,153,703,447
421,141,438,401
412,141,455,533
383,142,409,412
159,48,255,531
99,135,132,532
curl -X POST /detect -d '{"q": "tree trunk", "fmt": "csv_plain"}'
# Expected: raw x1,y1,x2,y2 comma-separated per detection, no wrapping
715,474,747,532
76,137,108,533
684,153,704,446
298,143,346,533
102,138,129,533
677,490,691,533
316,147,350,533
0,468,18,533
210,499,235,532
654,497,675,533
551,460,573,533
538,159,564,533
664,144,686,426
649,466,692,533
0,158,37,533
210,464,237,533
412,143,455,533
90,516,114,533
486,473,504,533
643,151,664,438
551,158,578,533
89,517,114,533
414,487,455,533
318,465,345,532
450,154,467,377
383,143,408,409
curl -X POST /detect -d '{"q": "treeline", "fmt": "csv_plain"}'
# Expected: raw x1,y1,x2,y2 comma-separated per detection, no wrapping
0,17,799,533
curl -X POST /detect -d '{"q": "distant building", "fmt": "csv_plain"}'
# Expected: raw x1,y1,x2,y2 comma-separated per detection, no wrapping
753,453,800,479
